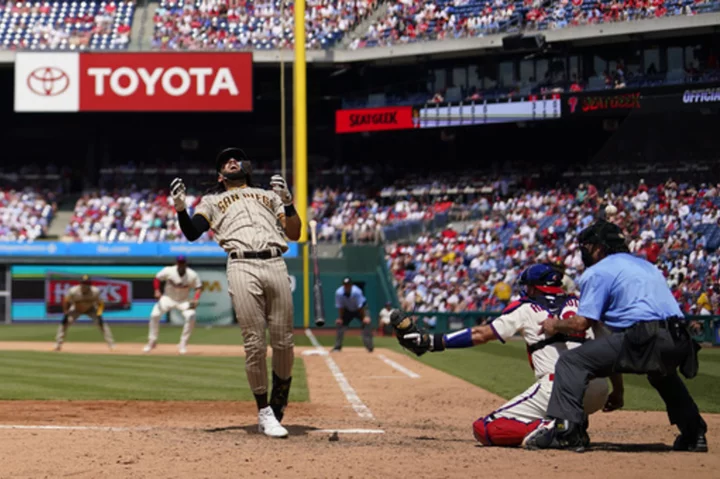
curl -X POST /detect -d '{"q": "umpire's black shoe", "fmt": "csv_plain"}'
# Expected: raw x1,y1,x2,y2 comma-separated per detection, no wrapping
523,419,589,453
673,432,708,453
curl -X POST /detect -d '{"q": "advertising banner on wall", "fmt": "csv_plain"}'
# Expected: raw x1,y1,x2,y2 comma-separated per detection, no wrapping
335,96,561,134
14,52,253,112
417,95,561,127
0,241,298,258
168,268,234,326
562,89,642,117
11,265,231,324
335,106,415,133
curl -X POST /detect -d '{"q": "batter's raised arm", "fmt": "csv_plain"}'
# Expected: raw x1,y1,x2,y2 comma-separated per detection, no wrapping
170,178,211,241
270,175,301,241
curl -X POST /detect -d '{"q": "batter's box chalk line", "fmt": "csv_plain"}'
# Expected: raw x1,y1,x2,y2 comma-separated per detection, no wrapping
301,350,328,356
304,328,375,420
376,354,421,378
0,425,153,432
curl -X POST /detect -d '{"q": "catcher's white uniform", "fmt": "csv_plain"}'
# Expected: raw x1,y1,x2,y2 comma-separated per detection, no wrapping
473,296,609,446
145,265,202,354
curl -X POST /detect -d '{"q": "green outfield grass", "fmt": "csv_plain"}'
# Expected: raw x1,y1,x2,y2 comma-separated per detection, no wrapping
1,325,718,413
0,351,308,401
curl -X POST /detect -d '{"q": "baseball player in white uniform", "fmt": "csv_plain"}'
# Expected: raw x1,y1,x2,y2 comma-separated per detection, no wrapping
169,147,301,439
143,256,203,355
54,275,115,351
392,264,610,447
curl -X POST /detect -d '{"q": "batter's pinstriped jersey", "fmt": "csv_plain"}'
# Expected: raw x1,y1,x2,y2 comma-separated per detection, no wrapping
156,266,202,302
65,285,102,314
193,186,288,253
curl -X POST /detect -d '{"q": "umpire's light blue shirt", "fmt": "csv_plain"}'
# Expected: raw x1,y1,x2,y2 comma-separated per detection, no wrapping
335,285,366,312
577,253,683,329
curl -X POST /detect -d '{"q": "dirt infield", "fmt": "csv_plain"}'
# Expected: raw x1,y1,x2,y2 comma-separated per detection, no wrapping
0,341,718,478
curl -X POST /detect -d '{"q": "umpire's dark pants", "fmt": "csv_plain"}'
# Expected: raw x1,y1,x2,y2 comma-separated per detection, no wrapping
334,310,374,351
546,324,706,437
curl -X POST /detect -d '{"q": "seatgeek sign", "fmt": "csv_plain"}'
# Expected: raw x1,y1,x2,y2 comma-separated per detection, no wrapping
14,52,253,112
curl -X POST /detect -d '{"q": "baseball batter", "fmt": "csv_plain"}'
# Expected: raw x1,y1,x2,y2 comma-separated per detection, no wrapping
392,264,610,447
54,275,115,351
143,256,202,355
170,147,301,439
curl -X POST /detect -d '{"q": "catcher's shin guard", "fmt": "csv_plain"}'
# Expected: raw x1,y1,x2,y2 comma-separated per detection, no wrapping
270,371,292,423
473,417,542,447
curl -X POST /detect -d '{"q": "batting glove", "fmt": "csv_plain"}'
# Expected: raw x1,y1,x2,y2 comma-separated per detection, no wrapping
170,177,187,212
270,175,293,205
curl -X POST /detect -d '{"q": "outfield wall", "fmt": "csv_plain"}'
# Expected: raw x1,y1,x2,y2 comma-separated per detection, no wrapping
0,245,397,329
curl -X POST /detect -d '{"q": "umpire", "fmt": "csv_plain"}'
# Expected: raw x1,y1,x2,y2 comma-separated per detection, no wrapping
332,277,374,352
523,219,706,452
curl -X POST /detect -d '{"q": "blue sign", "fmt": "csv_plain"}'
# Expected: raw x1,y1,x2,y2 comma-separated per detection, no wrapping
0,242,298,258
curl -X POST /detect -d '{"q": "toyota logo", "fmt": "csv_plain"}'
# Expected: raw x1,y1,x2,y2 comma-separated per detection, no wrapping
26,67,70,97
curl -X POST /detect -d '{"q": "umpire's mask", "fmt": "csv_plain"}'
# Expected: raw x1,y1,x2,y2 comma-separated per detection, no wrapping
577,219,628,268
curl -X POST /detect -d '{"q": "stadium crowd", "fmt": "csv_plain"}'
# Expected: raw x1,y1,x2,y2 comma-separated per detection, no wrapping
0,1,135,50
61,189,214,243
151,0,377,50
3,165,720,317
2,0,719,51
385,178,720,318
353,0,720,49
0,187,56,241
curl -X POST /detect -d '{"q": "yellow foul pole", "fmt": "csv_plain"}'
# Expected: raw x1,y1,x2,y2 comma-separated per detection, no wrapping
294,0,309,327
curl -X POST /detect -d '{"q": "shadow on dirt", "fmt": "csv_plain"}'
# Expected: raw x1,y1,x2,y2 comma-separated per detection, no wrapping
588,442,673,453
414,436,477,444
204,424,320,436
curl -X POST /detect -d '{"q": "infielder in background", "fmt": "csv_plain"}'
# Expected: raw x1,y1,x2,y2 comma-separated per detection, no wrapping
332,277,374,352
144,256,202,355
170,147,301,439
55,275,115,351
392,264,610,447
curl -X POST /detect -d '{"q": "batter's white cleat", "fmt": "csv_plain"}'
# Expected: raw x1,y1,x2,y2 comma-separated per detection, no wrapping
178,344,187,355
53,343,62,352
108,343,116,351
142,341,156,353
258,406,289,438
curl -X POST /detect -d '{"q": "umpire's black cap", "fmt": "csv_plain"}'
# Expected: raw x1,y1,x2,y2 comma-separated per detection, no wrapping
215,147,249,172
578,219,627,250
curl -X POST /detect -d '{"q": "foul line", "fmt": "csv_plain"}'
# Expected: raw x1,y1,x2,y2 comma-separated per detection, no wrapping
0,425,150,431
377,354,420,378
304,329,375,420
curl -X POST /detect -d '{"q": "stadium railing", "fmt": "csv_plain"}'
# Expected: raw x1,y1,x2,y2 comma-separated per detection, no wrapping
400,311,720,345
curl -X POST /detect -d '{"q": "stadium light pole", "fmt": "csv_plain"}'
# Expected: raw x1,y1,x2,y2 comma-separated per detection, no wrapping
293,0,310,327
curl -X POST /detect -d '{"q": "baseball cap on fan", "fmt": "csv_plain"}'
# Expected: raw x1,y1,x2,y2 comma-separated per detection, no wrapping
176,255,187,263
343,277,352,285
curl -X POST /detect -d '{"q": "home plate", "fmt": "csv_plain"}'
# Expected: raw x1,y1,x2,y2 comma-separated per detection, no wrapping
301,350,328,356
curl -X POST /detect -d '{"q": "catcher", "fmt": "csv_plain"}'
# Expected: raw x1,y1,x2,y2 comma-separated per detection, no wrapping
54,275,115,352
392,264,612,447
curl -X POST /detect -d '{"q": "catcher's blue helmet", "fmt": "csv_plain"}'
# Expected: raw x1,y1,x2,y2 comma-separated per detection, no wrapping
518,264,564,295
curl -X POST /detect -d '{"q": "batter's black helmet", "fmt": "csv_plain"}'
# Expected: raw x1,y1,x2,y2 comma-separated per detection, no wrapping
215,147,253,186
577,219,628,253
215,147,250,173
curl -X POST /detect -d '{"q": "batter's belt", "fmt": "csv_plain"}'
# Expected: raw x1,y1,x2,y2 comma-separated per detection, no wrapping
229,248,283,260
